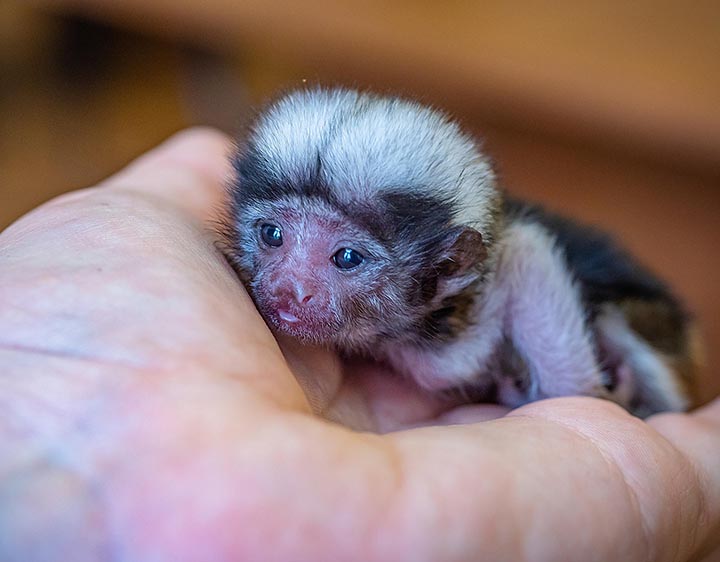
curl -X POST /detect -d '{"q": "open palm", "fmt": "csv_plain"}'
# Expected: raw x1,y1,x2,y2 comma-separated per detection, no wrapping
1,129,718,561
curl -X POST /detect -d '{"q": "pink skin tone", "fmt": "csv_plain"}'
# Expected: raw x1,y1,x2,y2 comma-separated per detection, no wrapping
1,129,719,561
256,210,345,338
252,206,381,345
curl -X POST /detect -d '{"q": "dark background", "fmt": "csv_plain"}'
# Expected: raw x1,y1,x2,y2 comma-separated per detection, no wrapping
1,1,718,401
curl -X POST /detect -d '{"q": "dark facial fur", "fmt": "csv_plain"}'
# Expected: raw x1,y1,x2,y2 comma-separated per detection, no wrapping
226,88,500,352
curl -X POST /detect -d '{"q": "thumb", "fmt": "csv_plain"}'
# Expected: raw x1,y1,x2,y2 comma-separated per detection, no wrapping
99,127,234,222
0,128,311,413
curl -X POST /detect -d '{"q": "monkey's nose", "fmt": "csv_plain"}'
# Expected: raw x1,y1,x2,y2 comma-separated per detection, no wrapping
290,284,314,305
295,292,313,305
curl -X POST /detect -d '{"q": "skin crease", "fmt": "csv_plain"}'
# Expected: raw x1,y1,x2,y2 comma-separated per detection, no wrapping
0,130,719,562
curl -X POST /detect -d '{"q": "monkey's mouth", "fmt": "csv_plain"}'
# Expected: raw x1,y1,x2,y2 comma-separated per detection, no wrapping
260,303,340,344
277,308,300,324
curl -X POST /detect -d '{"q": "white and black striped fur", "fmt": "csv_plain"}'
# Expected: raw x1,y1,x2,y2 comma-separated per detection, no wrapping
225,88,700,417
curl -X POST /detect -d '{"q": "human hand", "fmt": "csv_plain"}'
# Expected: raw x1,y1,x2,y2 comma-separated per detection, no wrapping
1,129,718,561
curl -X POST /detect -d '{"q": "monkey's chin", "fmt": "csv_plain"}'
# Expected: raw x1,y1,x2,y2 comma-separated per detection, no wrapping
264,308,340,346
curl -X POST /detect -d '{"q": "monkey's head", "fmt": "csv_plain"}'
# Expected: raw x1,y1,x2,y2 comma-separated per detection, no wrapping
227,88,501,351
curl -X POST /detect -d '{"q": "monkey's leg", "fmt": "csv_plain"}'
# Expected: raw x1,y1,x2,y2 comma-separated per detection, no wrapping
594,303,698,417
495,221,606,406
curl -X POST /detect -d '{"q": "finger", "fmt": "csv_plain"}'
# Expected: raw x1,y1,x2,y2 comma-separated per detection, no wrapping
430,404,511,425
382,398,719,561
648,397,720,557
275,336,343,417
99,127,234,222
648,397,720,485
692,395,720,426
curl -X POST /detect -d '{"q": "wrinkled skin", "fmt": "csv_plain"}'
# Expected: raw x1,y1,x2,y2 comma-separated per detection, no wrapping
1,129,719,562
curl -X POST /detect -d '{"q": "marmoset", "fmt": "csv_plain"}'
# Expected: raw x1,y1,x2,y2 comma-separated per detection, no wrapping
224,87,701,417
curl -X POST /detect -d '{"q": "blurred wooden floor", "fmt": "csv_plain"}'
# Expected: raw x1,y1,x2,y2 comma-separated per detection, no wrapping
1,9,718,401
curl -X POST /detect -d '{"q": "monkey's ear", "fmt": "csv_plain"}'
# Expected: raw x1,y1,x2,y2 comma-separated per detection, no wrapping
436,226,487,276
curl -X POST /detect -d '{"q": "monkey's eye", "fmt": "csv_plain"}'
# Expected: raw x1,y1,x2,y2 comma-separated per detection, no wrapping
260,224,283,247
332,248,364,270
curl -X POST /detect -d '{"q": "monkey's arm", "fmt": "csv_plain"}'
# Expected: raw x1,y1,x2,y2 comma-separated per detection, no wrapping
492,220,606,406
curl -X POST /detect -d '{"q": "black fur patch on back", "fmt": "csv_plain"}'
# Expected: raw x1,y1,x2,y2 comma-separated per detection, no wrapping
505,198,696,412
503,197,684,312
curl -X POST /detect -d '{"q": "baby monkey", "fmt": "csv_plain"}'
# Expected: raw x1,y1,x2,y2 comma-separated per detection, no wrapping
225,88,701,417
